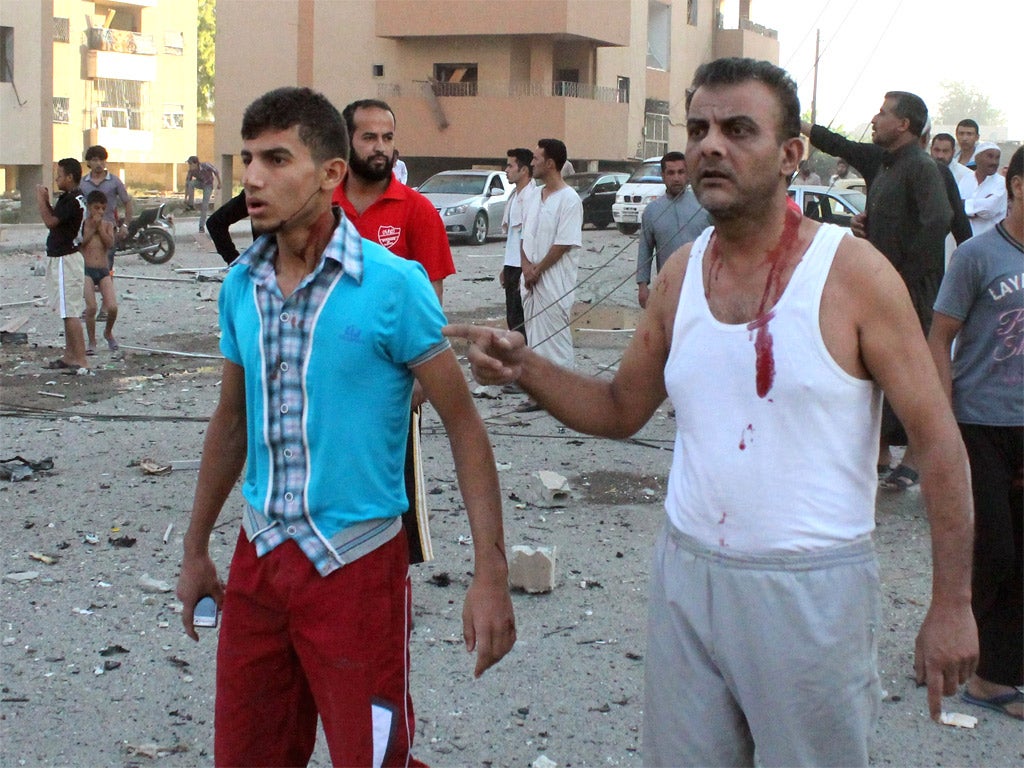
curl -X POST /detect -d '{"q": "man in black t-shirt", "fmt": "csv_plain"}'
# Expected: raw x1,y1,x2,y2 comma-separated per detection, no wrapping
36,158,88,370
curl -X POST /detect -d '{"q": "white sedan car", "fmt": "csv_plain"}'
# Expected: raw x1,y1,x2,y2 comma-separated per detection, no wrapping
418,170,511,245
787,185,866,228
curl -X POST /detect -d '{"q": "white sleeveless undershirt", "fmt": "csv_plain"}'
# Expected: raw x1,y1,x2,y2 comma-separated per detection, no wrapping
664,223,881,552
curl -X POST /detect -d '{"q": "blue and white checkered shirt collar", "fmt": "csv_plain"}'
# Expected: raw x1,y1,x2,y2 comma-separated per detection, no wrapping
234,206,364,284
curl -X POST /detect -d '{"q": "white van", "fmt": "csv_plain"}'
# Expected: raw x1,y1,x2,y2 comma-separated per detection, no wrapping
611,157,665,235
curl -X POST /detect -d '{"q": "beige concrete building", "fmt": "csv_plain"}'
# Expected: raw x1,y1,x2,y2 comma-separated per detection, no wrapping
0,0,199,218
214,0,778,186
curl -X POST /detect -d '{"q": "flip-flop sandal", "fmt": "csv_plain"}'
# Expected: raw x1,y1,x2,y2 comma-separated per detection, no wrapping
86,347,96,356
880,463,919,491
44,358,75,369
106,338,119,352
960,689,1024,720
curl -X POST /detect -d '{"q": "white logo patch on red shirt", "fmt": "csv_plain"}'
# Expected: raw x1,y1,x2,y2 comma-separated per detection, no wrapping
378,225,401,250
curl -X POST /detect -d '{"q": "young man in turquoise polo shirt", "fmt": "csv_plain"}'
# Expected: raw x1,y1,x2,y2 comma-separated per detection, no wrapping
176,87,515,767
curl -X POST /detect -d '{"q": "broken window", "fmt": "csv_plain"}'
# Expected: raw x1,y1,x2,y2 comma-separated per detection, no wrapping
433,63,478,96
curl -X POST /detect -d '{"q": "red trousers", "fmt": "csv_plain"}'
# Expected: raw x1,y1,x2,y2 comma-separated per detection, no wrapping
215,529,426,767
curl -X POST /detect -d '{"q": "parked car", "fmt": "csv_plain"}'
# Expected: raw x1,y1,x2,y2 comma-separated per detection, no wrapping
612,157,664,235
565,172,629,229
417,170,511,245
787,185,866,228
830,176,867,193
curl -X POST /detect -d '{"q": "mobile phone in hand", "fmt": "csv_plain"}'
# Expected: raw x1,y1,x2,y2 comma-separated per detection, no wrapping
193,595,219,628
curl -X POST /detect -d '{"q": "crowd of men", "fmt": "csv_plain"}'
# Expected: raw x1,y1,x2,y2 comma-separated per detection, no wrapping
33,54,1020,766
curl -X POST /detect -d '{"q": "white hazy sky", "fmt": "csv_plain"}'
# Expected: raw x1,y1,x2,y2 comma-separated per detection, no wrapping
749,0,1023,140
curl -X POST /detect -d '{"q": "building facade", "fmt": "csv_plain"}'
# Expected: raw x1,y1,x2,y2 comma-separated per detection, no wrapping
0,0,198,218
214,0,778,186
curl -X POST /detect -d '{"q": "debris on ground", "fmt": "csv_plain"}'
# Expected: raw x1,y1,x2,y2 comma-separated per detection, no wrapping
0,455,54,481
509,545,557,593
138,574,173,593
139,457,172,475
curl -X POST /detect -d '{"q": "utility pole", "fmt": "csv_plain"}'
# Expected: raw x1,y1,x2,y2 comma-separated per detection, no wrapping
811,29,820,126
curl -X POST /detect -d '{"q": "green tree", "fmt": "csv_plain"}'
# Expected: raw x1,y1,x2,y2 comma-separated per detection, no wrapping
197,0,216,120
936,82,1003,126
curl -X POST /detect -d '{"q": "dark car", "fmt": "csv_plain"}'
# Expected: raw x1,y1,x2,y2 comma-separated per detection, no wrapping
565,172,629,229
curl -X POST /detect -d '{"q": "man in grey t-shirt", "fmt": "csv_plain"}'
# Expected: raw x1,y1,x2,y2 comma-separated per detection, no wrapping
928,146,1024,721
636,152,711,307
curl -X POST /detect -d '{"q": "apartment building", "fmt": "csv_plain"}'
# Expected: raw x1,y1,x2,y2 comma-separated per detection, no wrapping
0,0,198,218
214,0,778,185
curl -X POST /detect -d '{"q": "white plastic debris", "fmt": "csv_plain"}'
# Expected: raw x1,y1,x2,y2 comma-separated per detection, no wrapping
939,711,978,729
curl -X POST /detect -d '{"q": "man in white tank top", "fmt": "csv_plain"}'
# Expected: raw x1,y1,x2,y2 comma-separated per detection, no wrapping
447,58,977,767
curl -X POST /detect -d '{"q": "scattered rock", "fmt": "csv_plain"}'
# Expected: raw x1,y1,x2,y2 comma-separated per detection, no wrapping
138,574,173,593
508,545,557,593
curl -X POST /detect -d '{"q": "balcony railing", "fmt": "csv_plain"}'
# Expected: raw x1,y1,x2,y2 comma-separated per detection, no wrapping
86,27,157,55
380,79,628,103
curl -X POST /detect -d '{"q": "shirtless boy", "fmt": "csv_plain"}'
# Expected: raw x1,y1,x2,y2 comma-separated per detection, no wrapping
81,191,119,353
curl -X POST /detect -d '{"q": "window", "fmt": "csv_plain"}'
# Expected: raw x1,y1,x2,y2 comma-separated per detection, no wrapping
54,18,71,43
554,68,580,97
53,97,70,124
687,0,698,26
616,76,630,104
162,104,184,129
94,5,139,32
372,64,384,77
92,78,145,130
646,1,670,69
643,99,670,159
433,63,477,96
0,27,13,83
164,31,184,55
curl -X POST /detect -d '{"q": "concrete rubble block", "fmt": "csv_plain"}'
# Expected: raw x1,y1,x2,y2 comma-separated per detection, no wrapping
508,545,557,594
527,469,571,508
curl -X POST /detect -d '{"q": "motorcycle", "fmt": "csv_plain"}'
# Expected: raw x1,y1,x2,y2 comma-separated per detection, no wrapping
115,202,176,264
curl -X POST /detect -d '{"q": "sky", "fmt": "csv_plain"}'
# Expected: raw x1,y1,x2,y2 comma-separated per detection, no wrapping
749,0,1023,140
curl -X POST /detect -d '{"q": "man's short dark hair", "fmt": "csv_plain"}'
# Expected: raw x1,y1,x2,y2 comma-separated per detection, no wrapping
86,190,107,206
686,57,801,142
507,148,534,175
884,91,928,137
187,155,199,164
342,99,397,140
932,133,955,149
57,158,82,184
537,138,568,171
660,151,686,171
1007,145,1023,200
84,145,108,162
242,87,349,163
956,118,980,133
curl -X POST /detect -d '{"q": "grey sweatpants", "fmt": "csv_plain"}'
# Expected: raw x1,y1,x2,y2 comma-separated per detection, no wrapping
643,523,882,767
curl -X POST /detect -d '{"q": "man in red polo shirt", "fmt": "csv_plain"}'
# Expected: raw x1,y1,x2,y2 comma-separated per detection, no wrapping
332,99,454,303
332,99,455,564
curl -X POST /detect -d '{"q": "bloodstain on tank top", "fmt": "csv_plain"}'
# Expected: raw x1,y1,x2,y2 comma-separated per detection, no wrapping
748,199,802,398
